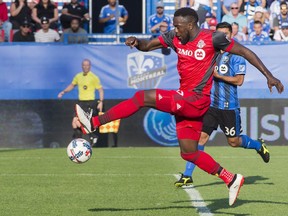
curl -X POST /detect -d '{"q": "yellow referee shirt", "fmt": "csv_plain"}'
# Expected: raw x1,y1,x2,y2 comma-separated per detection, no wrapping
72,71,102,101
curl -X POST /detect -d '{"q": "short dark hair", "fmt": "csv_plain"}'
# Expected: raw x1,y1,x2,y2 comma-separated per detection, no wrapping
254,20,262,26
71,18,80,24
174,7,199,24
280,2,287,8
216,22,232,33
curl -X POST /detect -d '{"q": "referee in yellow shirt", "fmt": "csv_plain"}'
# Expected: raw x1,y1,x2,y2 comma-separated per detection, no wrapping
58,59,104,146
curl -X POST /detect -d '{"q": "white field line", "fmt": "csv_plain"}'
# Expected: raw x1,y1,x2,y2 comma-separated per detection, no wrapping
173,174,214,216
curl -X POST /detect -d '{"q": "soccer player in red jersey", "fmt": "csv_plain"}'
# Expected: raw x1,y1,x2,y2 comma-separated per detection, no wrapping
75,7,284,206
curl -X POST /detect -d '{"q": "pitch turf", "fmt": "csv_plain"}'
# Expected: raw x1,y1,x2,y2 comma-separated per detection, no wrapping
0,146,287,216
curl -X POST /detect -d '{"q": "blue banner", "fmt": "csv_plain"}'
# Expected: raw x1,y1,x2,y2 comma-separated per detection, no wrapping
0,43,287,99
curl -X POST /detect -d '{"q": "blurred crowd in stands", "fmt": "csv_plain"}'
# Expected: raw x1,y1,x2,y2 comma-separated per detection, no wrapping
179,0,288,42
0,0,288,43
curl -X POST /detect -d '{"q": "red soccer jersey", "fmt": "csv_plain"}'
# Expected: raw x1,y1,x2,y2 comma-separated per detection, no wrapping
159,29,234,95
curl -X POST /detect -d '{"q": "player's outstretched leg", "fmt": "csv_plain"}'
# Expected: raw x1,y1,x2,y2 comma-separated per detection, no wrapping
76,91,146,133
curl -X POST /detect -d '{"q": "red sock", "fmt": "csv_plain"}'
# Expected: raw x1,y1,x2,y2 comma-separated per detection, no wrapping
181,151,220,175
92,91,144,127
219,168,235,186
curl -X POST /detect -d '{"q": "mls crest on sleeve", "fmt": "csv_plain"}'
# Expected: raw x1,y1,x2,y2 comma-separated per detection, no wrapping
127,52,167,89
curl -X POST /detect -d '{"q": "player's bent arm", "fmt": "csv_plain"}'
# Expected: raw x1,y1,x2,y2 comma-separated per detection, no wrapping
125,37,163,51
214,73,244,86
228,42,284,93
229,42,272,79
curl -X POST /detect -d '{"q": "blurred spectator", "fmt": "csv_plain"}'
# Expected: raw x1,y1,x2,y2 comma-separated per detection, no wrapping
240,0,261,21
248,6,270,34
273,21,288,40
232,22,247,41
272,2,288,32
99,0,128,34
179,0,194,7
248,20,271,41
222,2,248,34
148,2,172,34
222,0,242,15
207,17,218,30
0,0,12,41
269,0,287,27
200,11,213,29
35,16,60,42
10,0,33,30
190,0,214,26
60,18,88,44
60,0,90,30
13,19,35,42
32,0,58,30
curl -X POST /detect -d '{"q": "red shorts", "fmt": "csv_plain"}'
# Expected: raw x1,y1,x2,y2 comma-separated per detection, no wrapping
155,89,210,140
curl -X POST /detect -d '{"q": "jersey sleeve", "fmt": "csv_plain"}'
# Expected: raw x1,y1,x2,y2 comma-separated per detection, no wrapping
99,7,106,18
212,31,235,52
121,6,128,16
232,55,246,75
159,30,176,50
93,75,102,89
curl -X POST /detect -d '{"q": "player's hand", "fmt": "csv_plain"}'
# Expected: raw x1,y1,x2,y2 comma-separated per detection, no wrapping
267,76,284,93
58,91,65,99
213,67,220,78
125,36,138,48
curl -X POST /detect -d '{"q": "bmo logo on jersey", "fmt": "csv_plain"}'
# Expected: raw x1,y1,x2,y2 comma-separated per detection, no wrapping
177,48,193,56
194,49,206,60
177,48,206,60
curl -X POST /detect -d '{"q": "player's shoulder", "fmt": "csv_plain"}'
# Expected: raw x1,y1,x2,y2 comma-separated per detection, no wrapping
197,29,215,40
101,4,110,10
149,14,157,20
231,53,246,63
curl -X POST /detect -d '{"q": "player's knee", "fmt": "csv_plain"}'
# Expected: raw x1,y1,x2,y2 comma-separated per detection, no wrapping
199,132,209,145
181,151,198,162
227,137,241,147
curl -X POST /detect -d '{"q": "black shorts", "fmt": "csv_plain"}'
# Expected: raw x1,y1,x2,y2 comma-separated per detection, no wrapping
202,107,242,138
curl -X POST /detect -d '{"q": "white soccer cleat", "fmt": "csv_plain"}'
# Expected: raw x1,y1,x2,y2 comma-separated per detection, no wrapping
228,174,244,206
75,104,94,134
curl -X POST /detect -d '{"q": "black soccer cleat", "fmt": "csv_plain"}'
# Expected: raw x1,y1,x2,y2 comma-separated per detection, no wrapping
174,173,193,187
257,138,270,163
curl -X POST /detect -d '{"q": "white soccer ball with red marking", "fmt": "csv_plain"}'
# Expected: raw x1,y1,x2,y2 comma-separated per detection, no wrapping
67,138,92,164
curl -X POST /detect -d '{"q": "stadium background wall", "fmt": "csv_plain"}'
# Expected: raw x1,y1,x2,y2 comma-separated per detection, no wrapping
0,99,287,148
0,44,287,148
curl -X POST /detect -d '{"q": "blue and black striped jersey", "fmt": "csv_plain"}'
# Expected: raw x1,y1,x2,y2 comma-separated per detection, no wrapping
210,52,246,110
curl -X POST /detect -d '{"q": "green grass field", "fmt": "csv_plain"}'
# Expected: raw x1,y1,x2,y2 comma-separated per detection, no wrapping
0,146,287,216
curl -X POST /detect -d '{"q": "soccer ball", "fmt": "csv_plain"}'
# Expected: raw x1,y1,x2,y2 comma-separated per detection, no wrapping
67,138,92,164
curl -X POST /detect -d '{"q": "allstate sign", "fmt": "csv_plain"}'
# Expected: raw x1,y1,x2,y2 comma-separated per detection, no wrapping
143,109,178,146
